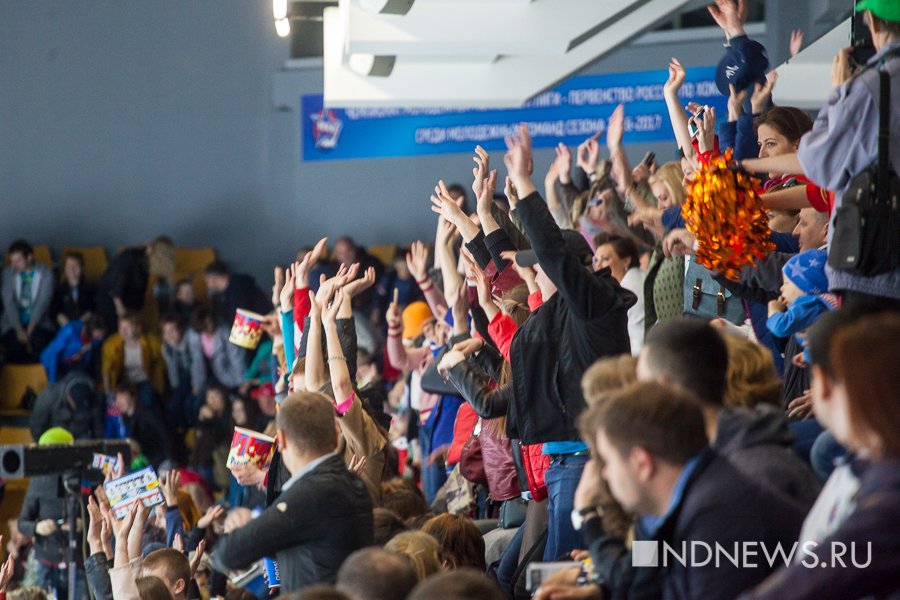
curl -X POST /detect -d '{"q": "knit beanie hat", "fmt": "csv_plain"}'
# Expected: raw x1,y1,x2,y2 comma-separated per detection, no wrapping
402,301,433,340
783,249,829,295
38,427,74,446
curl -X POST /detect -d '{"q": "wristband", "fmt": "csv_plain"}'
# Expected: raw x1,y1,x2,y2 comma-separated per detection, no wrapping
327,355,347,362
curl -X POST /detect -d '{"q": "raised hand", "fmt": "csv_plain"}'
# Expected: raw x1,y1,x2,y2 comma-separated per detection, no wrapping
555,143,573,184
190,540,207,580
343,266,377,299
576,133,601,175
173,532,185,553
162,469,181,508
708,0,746,39
296,237,328,288
789,29,804,58
430,180,468,225
127,503,150,563
348,454,367,475
750,71,777,115
504,176,519,207
503,123,535,197
471,145,490,199
728,83,749,122
406,241,430,282
197,504,225,530
606,104,626,150
316,263,358,306
662,228,698,258
322,288,345,327
500,250,536,288
437,350,466,378
453,337,484,357
475,167,498,218
690,106,717,155
663,57,686,97
272,265,285,308
87,496,105,556
386,289,401,329
279,264,296,311
0,536,13,594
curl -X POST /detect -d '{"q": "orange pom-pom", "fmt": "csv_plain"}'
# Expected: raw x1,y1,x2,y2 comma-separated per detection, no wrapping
682,149,775,281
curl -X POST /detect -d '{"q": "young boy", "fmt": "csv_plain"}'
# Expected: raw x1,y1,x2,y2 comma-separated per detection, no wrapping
766,249,838,341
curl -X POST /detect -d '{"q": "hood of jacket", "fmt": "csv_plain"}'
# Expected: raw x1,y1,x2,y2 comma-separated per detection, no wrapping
714,405,795,454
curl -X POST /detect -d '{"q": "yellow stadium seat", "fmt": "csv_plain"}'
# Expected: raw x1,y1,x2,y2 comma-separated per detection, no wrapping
4,244,53,269
62,245,109,284
368,244,397,268
175,247,216,300
0,364,48,411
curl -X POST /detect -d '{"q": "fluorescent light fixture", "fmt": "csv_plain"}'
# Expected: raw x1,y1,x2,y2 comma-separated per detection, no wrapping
275,17,291,37
273,0,288,20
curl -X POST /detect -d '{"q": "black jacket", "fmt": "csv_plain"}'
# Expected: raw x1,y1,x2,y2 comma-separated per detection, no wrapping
589,450,805,600
122,404,170,468
714,406,821,511
29,370,102,441
18,475,69,564
507,193,635,444
52,281,97,323
738,458,900,600
211,273,270,327
213,454,373,592
96,248,149,327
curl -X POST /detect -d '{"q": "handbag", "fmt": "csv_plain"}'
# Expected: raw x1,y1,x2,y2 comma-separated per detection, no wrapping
682,258,747,324
829,51,900,276
498,497,528,529
459,421,488,485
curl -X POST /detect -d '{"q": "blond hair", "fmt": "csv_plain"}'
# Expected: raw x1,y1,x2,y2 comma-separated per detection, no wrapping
648,161,686,207
385,531,443,581
723,335,781,408
581,354,638,407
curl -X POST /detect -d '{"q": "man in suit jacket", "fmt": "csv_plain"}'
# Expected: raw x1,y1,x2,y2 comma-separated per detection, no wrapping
1,239,55,362
211,391,374,592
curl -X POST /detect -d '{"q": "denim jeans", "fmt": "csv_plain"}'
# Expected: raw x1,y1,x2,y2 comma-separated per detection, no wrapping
543,453,588,561
811,430,847,481
35,564,86,600
788,418,825,464
419,428,446,505
495,523,525,597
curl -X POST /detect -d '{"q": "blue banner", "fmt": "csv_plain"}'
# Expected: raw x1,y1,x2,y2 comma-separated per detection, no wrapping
302,67,727,162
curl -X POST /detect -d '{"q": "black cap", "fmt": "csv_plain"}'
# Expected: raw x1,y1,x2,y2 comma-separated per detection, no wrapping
515,230,594,269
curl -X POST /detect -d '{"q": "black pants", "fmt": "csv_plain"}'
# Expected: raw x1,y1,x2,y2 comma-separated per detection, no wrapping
839,290,900,313
1,327,54,363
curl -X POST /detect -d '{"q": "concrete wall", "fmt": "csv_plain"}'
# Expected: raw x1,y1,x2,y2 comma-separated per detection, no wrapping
0,0,833,284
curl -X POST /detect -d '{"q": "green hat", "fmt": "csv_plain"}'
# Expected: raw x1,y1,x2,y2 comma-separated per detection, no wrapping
38,427,74,446
857,0,900,22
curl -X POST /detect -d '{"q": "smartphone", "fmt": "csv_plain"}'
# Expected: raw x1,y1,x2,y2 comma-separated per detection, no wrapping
525,561,580,591
642,151,656,167
688,106,708,139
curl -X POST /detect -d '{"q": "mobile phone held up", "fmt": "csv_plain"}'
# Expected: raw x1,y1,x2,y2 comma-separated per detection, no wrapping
688,105,709,139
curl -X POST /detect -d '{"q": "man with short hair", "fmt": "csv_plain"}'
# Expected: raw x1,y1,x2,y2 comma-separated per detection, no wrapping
114,383,170,467
142,548,191,600
203,260,270,327
1,239,55,362
578,381,805,600
637,318,821,509
211,392,373,592
335,547,418,600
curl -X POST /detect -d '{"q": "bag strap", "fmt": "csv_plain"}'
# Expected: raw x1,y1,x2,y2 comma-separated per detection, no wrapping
878,68,889,206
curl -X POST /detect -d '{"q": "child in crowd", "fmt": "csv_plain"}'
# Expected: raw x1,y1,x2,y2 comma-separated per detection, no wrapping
766,249,838,341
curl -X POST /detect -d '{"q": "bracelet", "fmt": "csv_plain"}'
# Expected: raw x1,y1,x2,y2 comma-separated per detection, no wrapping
416,276,430,285
327,355,347,362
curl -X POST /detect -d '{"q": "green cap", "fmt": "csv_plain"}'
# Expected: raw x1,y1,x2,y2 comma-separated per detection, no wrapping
38,427,74,446
857,0,900,22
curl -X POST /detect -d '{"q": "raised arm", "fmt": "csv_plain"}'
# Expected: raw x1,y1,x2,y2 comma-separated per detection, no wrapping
663,58,693,155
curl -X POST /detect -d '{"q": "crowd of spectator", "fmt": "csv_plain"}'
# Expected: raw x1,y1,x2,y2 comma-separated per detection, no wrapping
1,1,899,599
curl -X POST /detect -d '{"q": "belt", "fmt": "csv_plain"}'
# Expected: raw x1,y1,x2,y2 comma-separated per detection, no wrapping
547,449,589,459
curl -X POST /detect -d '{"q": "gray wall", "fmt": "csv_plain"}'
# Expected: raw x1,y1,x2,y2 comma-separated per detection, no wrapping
0,0,832,285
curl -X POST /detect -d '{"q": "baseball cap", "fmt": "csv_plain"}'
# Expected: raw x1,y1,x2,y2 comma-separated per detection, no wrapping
856,0,900,22
715,36,769,96
515,230,594,269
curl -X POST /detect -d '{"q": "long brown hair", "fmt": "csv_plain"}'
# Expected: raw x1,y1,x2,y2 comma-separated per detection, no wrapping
831,313,900,458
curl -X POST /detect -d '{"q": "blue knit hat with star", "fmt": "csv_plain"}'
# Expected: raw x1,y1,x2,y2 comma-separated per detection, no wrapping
783,249,829,295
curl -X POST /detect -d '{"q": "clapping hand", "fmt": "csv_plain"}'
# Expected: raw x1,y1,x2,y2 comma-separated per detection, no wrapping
576,132,601,175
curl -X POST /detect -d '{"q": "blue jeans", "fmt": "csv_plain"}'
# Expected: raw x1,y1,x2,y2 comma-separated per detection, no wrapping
36,564,86,600
419,428,446,505
495,523,525,596
543,453,587,561
788,418,825,464
811,430,847,481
